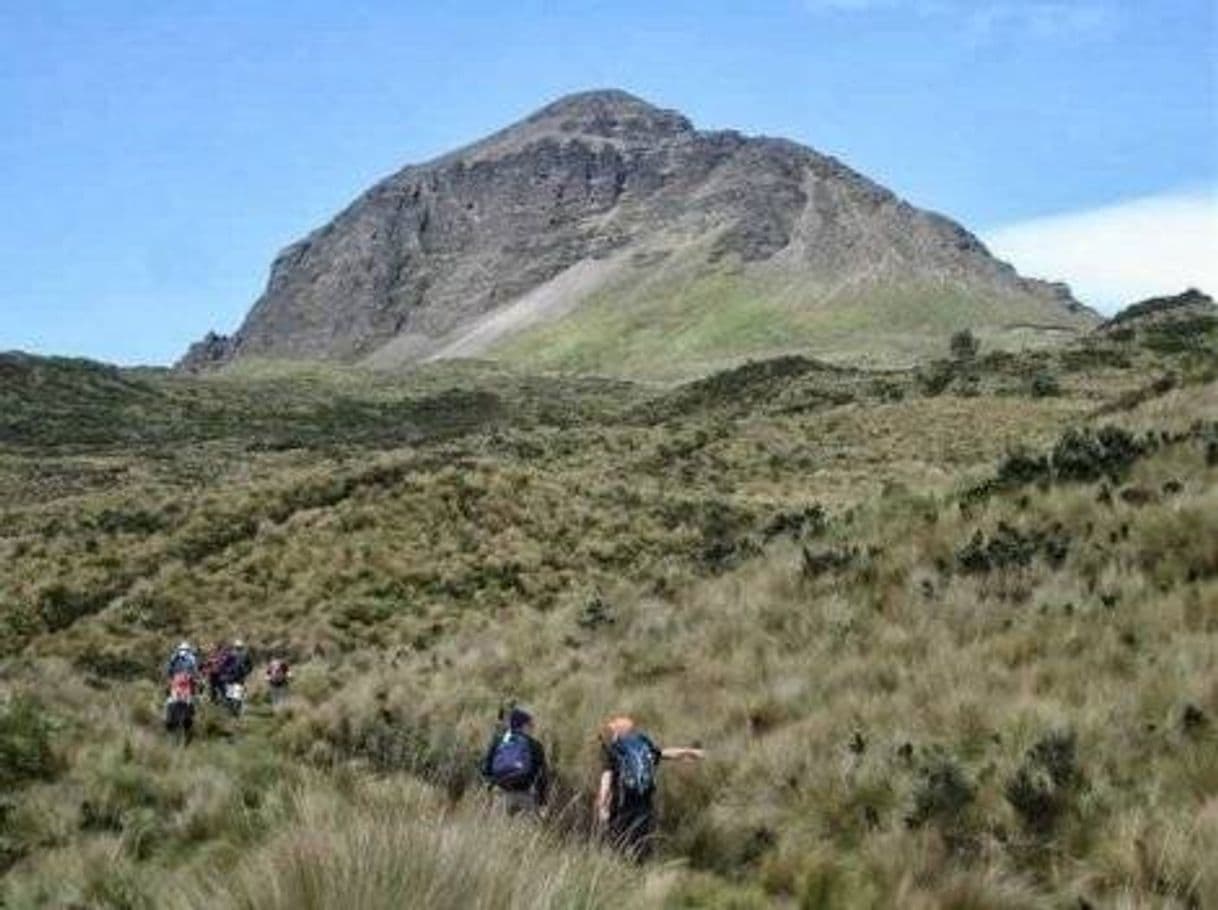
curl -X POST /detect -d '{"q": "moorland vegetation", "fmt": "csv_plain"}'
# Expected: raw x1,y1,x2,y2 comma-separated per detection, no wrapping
1,296,1216,908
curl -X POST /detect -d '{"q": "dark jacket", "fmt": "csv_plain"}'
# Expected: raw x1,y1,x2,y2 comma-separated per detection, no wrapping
482,728,550,805
218,647,253,684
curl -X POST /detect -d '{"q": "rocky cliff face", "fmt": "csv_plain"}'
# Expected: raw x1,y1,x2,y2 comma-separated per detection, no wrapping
179,90,1093,374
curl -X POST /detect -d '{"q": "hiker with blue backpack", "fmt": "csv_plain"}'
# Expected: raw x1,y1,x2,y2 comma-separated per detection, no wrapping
596,715,705,860
482,706,550,816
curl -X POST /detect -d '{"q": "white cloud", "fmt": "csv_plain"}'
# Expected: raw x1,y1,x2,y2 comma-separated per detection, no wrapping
983,187,1218,314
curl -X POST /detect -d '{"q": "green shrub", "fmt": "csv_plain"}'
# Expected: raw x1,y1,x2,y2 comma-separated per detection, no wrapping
1004,730,1081,837
1028,371,1060,398
0,696,59,789
950,330,980,361
956,522,1070,574
907,755,974,832
1050,426,1145,483
917,360,955,397
37,582,120,632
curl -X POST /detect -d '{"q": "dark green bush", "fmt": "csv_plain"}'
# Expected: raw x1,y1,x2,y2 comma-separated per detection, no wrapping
1142,316,1218,354
0,696,59,790
1050,426,1144,483
917,361,955,397
801,546,857,579
763,505,827,542
956,522,1071,574
950,330,979,361
907,755,974,829
996,449,1050,488
37,583,120,632
576,592,615,630
1028,371,1061,398
1004,730,1081,837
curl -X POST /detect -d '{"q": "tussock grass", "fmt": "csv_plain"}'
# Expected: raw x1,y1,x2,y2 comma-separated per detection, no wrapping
174,777,638,910
1,325,1216,906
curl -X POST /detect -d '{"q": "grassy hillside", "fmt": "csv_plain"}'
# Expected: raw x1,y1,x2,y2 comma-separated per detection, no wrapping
485,261,1096,379
1,315,1216,907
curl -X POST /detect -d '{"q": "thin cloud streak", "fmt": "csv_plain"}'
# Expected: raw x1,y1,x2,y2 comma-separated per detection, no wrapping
983,188,1218,314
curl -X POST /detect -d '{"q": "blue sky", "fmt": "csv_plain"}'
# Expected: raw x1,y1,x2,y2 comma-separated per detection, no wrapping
1,0,1215,365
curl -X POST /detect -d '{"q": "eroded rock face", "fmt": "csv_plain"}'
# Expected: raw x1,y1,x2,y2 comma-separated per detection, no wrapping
177,332,237,373
179,89,1089,371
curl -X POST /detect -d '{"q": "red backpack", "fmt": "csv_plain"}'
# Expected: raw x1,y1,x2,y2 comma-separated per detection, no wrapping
169,672,195,703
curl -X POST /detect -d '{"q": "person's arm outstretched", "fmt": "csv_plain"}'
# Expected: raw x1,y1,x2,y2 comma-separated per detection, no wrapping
660,747,705,761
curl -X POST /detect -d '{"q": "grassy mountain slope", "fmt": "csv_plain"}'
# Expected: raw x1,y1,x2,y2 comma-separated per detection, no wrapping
2,315,1216,907
486,260,1092,379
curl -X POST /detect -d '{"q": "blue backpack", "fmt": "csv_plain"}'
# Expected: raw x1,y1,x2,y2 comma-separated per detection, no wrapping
612,733,657,797
490,732,535,788
167,651,196,677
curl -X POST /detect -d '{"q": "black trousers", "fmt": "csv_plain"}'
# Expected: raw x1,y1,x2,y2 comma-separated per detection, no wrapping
608,799,656,861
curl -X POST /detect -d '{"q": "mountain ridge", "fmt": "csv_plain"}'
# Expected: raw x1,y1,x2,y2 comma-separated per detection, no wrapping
179,89,1095,376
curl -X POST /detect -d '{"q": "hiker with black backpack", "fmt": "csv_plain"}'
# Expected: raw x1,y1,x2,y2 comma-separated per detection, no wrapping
596,715,704,861
482,707,550,816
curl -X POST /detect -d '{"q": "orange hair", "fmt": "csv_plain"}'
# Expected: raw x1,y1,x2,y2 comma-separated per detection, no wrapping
602,715,636,744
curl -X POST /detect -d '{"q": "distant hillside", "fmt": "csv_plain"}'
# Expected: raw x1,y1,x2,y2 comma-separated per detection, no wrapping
1100,287,1216,329
0,352,638,452
180,90,1096,378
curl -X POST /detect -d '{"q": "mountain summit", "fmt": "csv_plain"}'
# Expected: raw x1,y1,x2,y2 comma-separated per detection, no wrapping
180,90,1094,376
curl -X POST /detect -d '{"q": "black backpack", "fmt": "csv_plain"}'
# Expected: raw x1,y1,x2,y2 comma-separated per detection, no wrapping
611,732,657,798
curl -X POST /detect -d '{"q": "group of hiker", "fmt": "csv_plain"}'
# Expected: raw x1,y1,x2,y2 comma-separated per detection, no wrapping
480,705,705,859
163,640,292,739
162,640,703,860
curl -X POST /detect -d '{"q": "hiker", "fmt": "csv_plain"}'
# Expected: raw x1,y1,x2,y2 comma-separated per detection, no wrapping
201,642,228,703
217,639,253,717
265,657,291,706
481,707,550,816
596,715,705,861
218,639,253,687
164,667,198,744
165,641,199,678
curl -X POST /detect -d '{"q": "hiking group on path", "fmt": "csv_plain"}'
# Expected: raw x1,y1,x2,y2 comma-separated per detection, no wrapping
163,641,703,860
163,640,291,742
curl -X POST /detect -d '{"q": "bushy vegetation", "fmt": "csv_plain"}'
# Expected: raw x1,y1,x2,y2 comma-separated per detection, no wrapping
1,319,1216,907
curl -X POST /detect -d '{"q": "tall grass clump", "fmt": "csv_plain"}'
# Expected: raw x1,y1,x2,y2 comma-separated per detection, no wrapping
173,775,640,910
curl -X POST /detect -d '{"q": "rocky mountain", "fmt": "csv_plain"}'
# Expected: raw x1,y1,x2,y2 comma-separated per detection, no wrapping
180,90,1096,377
